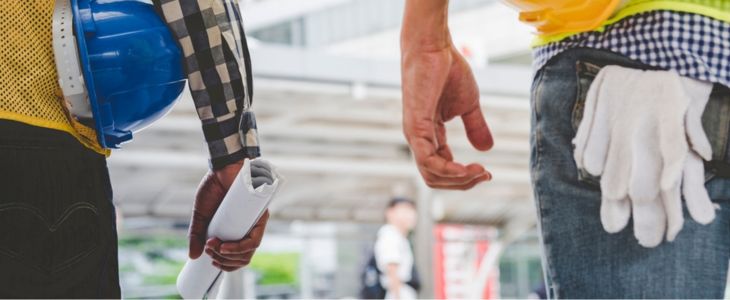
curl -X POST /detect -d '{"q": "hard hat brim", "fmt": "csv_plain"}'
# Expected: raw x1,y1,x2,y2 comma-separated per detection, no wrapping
72,0,109,148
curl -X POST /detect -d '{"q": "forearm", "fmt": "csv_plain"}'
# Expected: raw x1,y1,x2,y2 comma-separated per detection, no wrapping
153,0,260,169
401,0,451,54
386,264,402,298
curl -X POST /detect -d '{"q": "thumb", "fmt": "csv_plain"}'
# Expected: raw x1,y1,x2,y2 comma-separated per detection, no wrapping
462,107,493,151
189,172,227,259
188,214,207,260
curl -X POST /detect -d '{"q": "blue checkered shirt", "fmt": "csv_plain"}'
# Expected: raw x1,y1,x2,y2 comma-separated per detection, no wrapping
534,11,730,88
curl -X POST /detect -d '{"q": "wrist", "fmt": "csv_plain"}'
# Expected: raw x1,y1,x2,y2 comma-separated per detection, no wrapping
400,0,451,54
213,159,244,189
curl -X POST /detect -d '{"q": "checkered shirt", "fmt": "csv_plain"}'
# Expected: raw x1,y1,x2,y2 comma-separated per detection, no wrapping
153,0,259,170
534,11,730,88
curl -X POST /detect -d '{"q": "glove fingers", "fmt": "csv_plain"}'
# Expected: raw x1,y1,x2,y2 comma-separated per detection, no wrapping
251,164,273,180
600,131,632,201
656,74,691,190
685,105,712,161
683,151,716,225
661,184,684,242
628,120,662,202
632,198,666,248
601,196,631,233
252,176,274,188
581,85,612,176
681,78,714,161
573,69,607,171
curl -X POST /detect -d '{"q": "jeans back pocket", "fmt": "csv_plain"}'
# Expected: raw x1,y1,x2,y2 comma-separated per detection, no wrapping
572,61,603,187
0,141,107,279
703,86,730,180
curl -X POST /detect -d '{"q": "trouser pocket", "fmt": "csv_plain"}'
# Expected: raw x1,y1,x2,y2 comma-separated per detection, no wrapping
0,121,117,297
701,86,730,179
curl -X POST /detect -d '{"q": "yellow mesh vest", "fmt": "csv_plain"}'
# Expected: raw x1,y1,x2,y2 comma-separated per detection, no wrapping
0,1,109,156
533,0,730,46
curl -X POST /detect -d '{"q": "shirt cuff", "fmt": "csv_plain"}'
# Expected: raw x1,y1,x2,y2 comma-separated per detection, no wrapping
207,111,261,170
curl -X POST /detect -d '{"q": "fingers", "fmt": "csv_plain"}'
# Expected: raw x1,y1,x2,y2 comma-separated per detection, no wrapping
410,137,468,177
419,163,490,189
435,123,454,161
580,69,611,176
208,247,254,261
685,112,712,161
682,78,713,160
405,111,491,190
658,124,689,192
425,171,491,190
188,216,207,260
462,107,493,151
206,246,253,270
682,151,716,224
661,184,684,242
632,198,666,248
224,210,269,255
600,134,631,201
189,172,227,259
573,68,603,170
205,211,269,270
600,197,631,233
628,122,662,203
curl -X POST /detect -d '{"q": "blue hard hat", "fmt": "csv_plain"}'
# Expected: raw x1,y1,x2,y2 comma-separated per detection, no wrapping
71,0,187,148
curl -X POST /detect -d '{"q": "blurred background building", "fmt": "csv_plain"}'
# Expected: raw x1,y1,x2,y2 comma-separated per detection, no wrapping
110,0,556,298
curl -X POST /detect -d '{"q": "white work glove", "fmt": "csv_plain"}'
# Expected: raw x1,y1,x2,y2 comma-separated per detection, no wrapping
573,66,716,247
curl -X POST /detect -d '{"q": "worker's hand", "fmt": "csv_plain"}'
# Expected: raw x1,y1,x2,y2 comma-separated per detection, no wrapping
204,210,268,272
188,160,269,271
401,44,493,190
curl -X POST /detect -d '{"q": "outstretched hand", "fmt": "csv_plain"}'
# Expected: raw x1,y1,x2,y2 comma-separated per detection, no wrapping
401,45,494,190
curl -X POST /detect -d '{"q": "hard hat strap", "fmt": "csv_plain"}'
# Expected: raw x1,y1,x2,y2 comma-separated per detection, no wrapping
52,0,92,120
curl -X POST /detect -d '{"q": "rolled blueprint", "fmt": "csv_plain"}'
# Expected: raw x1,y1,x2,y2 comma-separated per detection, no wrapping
177,158,283,299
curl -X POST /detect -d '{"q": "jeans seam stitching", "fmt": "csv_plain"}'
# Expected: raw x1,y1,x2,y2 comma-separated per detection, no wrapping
531,69,560,298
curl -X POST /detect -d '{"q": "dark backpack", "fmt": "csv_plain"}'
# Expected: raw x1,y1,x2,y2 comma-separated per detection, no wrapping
359,252,421,299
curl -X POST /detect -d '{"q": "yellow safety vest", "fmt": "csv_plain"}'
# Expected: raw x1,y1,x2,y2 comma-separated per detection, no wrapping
533,0,730,46
0,1,109,156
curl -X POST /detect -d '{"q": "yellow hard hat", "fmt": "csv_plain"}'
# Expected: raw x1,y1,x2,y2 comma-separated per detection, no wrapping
501,0,622,35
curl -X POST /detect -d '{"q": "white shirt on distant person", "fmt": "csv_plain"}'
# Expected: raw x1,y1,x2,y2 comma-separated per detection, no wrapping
374,224,416,299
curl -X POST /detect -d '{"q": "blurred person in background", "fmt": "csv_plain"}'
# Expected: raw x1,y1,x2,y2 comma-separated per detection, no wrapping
0,1,267,297
372,197,420,299
400,0,730,298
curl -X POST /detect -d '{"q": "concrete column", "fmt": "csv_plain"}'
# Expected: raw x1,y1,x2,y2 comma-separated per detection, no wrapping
413,178,434,298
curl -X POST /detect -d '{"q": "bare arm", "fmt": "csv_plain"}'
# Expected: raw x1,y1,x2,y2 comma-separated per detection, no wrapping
386,263,402,299
401,0,493,190
401,0,450,53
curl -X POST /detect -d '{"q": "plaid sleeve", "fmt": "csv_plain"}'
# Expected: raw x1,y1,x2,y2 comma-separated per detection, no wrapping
152,0,260,170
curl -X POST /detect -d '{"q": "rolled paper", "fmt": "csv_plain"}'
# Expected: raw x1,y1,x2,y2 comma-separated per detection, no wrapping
177,158,283,299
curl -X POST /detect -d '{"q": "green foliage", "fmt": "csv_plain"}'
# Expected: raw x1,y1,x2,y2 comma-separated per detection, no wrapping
118,233,299,299
119,233,188,249
141,259,184,285
248,252,299,285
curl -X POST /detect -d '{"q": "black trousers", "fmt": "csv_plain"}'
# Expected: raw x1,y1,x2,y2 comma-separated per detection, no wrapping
0,119,121,298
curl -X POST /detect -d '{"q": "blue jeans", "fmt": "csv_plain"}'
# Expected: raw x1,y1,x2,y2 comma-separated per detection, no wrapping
531,48,730,299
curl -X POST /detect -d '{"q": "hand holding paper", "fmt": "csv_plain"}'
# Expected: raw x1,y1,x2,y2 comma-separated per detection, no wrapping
177,158,283,299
